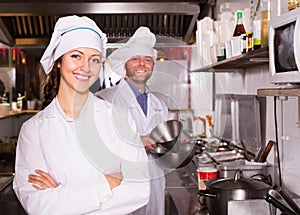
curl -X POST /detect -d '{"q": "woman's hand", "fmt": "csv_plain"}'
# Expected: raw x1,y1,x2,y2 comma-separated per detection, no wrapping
28,169,58,190
105,172,123,189
140,134,156,151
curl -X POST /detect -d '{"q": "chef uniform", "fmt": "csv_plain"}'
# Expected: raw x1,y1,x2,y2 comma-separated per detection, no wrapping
13,15,150,215
96,27,169,215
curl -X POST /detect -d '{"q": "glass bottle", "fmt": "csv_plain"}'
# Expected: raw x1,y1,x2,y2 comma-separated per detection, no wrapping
260,0,270,48
233,11,246,37
232,11,246,56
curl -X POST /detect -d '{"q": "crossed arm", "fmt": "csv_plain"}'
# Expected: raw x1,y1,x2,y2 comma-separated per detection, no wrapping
28,169,123,190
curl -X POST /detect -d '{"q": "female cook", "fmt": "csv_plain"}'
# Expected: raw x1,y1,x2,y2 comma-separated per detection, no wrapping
13,15,149,215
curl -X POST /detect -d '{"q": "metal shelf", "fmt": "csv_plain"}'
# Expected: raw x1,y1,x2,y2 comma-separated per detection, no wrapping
191,46,269,73
257,87,300,97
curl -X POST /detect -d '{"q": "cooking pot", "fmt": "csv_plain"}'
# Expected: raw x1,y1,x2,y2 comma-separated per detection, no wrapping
198,170,271,215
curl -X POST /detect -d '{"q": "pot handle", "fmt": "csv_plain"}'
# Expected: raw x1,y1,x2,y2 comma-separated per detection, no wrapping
197,189,218,199
234,169,243,182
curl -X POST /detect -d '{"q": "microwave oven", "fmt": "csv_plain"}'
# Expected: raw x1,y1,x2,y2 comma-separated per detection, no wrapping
269,7,300,85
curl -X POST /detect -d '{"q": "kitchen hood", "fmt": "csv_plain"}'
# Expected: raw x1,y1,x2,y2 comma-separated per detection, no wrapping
0,1,204,49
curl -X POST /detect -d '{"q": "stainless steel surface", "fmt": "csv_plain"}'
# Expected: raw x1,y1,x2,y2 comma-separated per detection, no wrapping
217,160,271,179
0,173,14,192
150,120,183,153
198,150,244,165
165,191,179,215
165,161,200,215
0,1,201,46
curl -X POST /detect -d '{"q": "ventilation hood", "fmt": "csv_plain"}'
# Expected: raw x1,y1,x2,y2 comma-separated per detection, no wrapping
0,1,202,50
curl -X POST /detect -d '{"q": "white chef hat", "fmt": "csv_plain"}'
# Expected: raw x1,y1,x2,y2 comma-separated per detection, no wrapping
108,26,157,76
40,15,107,74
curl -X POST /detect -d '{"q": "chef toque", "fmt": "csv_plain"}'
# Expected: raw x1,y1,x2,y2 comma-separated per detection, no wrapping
40,15,107,74
108,26,157,76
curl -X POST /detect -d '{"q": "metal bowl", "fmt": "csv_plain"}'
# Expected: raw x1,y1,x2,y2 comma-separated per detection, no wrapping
150,120,183,153
155,142,196,169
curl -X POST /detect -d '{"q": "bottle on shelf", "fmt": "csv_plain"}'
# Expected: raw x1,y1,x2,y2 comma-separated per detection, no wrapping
247,31,253,52
233,11,246,37
232,11,246,56
252,4,262,50
260,0,270,48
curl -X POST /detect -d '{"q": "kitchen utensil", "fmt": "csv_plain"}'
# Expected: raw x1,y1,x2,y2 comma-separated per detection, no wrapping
198,170,271,215
149,120,183,154
255,140,275,162
203,151,222,167
149,144,168,154
155,142,196,169
240,140,252,161
265,185,300,215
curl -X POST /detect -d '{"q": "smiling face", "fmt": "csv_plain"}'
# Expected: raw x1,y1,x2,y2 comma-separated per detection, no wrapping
125,55,154,89
58,47,102,95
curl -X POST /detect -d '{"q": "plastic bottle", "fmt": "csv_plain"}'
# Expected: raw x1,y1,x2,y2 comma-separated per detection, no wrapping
253,18,261,50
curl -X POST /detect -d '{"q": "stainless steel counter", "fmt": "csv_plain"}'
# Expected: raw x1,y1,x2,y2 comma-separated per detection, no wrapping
165,159,208,215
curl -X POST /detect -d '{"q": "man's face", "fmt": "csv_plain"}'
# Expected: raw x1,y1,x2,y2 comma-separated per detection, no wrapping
125,55,154,86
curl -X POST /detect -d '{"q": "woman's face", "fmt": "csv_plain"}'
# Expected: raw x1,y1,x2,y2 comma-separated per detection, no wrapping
59,47,102,94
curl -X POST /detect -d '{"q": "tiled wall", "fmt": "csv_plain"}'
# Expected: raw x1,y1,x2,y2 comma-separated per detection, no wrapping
191,64,300,196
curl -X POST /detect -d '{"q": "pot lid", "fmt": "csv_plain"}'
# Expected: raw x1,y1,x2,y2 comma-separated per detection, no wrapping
207,170,271,190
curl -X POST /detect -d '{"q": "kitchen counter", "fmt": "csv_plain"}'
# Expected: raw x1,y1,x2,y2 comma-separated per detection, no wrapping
165,159,208,215
0,110,38,120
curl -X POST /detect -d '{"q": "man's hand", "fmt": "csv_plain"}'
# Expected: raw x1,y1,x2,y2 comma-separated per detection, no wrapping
140,134,156,151
28,169,58,190
104,172,123,189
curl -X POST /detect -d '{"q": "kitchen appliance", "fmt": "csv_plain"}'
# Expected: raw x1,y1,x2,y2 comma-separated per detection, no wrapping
198,170,271,215
265,185,300,215
269,7,300,85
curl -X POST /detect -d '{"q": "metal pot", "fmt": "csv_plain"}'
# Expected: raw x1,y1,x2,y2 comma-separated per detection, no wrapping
198,170,271,215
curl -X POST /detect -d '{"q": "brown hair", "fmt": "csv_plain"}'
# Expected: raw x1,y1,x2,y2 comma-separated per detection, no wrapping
40,60,61,110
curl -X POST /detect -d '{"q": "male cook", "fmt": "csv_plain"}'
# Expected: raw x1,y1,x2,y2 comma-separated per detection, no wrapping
96,26,168,215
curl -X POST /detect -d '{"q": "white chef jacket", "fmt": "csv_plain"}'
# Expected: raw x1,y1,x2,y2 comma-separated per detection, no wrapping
96,79,169,215
13,93,150,215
